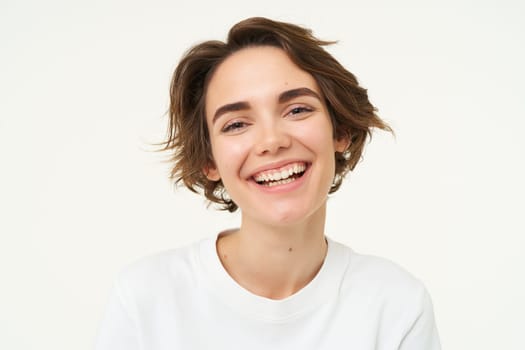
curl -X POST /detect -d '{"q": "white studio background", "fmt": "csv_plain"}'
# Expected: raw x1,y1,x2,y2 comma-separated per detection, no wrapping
1,0,523,349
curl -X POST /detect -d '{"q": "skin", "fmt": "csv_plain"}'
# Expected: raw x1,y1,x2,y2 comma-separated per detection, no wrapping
205,46,348,300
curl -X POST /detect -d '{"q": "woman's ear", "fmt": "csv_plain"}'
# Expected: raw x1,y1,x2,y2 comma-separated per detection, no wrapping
203,164,220,181
334,136,350,153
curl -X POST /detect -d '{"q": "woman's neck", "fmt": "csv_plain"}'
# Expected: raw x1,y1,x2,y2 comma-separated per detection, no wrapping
216,204,328,300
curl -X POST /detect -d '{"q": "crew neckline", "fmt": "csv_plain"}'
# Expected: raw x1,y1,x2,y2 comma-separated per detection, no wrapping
198,232,350,323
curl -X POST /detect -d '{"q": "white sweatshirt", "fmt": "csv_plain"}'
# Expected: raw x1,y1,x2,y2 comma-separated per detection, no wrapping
96,235,441,350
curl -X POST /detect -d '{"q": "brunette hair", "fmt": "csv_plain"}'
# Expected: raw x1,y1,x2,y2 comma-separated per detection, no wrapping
163,17,391,212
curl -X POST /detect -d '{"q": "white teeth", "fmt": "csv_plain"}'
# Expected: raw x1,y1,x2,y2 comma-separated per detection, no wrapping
253,162,307,184
266,177,294,187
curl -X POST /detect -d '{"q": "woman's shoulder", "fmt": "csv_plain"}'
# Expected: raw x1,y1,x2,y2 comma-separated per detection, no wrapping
112,237,210,298
328,240,440,348
330,239,430,306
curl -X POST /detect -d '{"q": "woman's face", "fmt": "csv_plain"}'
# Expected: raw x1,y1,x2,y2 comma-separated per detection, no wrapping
204,46,347,227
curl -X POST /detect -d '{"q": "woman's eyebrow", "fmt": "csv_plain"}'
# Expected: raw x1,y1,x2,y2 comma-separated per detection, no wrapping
213,101,251,124
212,88,320,124
278,87,321,103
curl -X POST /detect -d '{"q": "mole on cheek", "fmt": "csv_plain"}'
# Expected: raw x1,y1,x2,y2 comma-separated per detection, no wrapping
288,247,293,252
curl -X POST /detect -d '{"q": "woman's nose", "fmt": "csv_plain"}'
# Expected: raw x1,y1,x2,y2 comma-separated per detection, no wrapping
254,122,292,155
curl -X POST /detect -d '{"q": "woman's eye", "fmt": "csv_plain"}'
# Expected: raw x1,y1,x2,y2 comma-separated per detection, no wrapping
287,106,313,117
222,121,247,133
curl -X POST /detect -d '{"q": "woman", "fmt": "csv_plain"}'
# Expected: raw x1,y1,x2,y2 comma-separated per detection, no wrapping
96,17,441,349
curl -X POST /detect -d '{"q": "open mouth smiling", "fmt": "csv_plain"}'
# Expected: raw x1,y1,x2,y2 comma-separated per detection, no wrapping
252,162,309,187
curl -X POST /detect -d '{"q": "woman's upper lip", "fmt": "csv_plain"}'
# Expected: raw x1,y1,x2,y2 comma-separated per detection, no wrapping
248,159,309,179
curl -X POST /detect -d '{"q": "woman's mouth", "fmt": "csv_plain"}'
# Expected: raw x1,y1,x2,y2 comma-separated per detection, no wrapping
252,162,308,187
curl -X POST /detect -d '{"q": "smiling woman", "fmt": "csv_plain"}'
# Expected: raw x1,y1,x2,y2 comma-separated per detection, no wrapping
204,46,347,227
95,17,441,350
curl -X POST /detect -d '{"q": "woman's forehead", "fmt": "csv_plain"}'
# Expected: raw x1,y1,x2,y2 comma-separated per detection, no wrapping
205,46,321,112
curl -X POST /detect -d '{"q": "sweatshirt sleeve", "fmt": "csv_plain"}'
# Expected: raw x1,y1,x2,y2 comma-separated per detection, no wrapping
95,280,141,350
399,286,441,350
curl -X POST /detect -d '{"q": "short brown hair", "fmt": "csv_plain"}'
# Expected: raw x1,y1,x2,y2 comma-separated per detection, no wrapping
163,17,391,212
